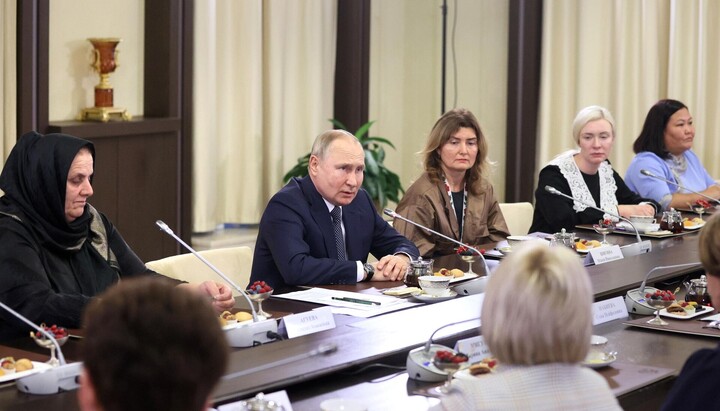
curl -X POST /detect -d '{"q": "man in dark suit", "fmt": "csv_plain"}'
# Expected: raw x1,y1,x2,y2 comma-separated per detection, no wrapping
250,130,419,292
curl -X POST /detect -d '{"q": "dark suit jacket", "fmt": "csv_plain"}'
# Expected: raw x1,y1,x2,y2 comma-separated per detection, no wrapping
250,176,419,292
661,343,720,410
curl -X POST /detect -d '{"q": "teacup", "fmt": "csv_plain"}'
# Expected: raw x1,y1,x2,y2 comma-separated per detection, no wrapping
418,275,451,297
629,215,656,224
586,335,609,362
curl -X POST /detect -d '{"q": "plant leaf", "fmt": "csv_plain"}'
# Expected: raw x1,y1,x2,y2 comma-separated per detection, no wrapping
354,121,375,140
329,118,348,130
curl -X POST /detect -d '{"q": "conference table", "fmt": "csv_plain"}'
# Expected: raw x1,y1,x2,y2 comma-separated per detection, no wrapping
0,220,715,411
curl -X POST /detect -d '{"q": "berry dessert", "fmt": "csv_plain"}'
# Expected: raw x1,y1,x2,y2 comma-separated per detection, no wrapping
247,280,273,295
644,289,676,308
456,246,485,256
30,323,68,341
434,350,469,365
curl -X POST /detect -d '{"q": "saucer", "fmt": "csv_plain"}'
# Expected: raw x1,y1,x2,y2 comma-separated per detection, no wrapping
582,352,617,369
411,289,458,303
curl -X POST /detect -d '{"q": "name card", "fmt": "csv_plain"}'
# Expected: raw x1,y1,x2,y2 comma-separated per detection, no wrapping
282,306,336,339
592,296,628,325
584,245,623,265
454,335,492,363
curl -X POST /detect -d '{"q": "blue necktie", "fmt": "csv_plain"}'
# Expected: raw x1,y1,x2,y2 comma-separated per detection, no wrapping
331,207,347,261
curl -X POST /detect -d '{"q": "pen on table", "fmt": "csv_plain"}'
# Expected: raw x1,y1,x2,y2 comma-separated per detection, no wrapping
331,296,381,306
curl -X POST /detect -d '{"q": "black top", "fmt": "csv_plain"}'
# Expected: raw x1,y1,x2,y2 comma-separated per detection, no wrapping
529,164,659,234
451,191,464,237
0,132,176,341
661,344,720,410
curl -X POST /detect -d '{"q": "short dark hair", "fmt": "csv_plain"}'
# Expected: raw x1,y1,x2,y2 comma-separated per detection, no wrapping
633,99,688,158
82,278,228,411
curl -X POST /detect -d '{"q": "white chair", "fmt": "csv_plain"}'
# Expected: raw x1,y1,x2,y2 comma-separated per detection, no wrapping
145,246,253,296
498,202,534,235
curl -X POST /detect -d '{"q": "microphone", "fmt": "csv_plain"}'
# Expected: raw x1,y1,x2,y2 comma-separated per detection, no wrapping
0,301,82,395
640,169,720,206
221,342,338,380
624,262,702,315
544,186,652,257
406,317,480,382
383,208,491,275
155,220,278,347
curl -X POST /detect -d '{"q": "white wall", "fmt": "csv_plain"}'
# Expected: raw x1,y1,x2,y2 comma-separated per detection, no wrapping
48,0,144,121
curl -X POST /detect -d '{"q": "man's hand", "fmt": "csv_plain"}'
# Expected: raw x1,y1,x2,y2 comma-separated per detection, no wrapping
374,254,411,281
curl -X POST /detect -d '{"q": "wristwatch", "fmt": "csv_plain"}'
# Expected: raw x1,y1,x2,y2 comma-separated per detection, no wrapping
362,263,375,282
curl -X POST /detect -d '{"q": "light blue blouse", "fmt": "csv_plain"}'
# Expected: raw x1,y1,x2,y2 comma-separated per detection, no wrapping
625,150,715,210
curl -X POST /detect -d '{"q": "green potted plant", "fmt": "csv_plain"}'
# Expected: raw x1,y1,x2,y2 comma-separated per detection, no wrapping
282,119,404,210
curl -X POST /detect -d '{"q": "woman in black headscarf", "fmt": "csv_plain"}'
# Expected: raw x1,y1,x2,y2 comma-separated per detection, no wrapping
0,132,234,341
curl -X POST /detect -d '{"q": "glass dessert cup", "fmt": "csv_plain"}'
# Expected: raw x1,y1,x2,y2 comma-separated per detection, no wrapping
432,356,468,395
692,205,705,221
458,254,478,275
31,334,69,366
247,290,273,318
646,299,672,326
593,220,615,245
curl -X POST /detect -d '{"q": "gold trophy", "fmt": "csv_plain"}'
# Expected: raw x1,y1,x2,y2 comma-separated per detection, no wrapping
79,38,132,122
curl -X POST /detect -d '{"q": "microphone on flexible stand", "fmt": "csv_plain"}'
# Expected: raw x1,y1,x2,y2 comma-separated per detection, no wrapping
406,317,481,382
0,301,82,395
639,169,720,207
155,220,278,347
544,186,652,257
383,208,490,275
624,263,702,315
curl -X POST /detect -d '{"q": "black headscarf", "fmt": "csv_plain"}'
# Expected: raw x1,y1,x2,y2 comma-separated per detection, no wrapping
0,131,95,251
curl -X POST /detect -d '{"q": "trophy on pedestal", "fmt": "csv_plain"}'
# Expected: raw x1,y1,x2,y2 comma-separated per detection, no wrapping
78,38,132,122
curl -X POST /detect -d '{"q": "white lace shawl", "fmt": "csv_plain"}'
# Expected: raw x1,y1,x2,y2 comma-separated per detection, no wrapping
548,150,618,217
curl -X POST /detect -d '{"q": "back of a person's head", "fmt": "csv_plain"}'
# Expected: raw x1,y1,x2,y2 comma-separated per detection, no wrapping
81,278,229,411
700,213,720,277
481,242,592,365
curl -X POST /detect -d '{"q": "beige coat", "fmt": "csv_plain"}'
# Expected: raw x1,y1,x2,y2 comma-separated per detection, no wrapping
395,173,510,257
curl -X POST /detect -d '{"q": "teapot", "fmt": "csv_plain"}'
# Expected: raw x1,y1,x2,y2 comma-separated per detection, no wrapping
404,257,434,287
551,228,576,250
660,208,683,233
684,275,712,306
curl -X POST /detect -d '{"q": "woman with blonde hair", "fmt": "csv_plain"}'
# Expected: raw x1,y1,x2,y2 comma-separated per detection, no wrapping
395,108,509,258
433,243,620,410
530,105,657,234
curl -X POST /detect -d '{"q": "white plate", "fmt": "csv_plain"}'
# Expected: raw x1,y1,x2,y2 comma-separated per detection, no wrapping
411,289,458,303
683,221,706,230
222,318,255,331
582,354,617,369
449,273,479,284
659,305,713,319
453,366,494,380
576,244,607,254
0,361,53,383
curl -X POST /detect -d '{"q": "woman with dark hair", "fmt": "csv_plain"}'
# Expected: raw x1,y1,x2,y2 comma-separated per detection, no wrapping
0,132,234,341
394,108,509,258
625,99,719,210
